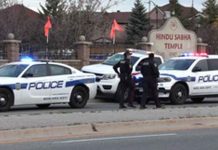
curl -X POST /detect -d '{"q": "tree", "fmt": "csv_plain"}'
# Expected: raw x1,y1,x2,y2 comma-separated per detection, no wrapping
169,0,181,17
39,0,121,50
0,3,45,59
0,0,17,9
168,0,197,30
0,1,42,43
199,0,218,54
198,25,218,54
126,0,149,44
202,0,218,24
39,0,66,19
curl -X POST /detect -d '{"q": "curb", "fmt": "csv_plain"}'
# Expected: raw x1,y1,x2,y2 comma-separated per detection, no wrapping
1,117,218,144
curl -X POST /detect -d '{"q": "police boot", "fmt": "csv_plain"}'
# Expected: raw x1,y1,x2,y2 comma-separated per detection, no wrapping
140,105,147,109
119,105,127,109
128,103,136,108
156,104,165,109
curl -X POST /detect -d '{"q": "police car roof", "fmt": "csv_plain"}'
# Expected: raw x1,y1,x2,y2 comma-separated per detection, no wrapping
173,55,218,60
6,61,71,67
118,50,161,58
207,55,218,58
7,61,44,65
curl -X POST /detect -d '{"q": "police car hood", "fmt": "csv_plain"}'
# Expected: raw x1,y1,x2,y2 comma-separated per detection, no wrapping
159,70,187,79
81,64,115,74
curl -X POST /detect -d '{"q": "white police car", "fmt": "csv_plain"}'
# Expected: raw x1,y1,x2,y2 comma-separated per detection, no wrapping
158,53,218,104
81,49,163,100
0,60,97,111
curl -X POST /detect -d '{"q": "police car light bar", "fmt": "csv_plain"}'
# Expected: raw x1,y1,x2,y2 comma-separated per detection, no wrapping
20,56,34,62
126,48,151,54
179,52,208,57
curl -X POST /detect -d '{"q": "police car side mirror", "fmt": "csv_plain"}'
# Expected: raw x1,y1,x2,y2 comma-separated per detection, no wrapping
22,73,34,78
192,67,202,72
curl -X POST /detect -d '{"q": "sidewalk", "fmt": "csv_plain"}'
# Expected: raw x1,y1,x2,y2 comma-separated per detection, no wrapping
1,106,218,143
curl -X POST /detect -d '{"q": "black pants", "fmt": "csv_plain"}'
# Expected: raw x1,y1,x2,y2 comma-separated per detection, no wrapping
117,78,135,107
141,77,160,107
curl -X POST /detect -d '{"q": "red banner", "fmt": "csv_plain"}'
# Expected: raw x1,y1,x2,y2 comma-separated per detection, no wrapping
110,19,123,39
44,16,52,37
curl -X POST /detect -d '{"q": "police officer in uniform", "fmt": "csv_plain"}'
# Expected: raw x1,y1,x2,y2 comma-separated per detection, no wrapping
113,50,136,109
140,53,162,109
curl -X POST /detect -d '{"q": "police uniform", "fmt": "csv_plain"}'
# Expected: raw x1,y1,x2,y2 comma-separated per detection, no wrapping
140,53,161,108
113,51,135,108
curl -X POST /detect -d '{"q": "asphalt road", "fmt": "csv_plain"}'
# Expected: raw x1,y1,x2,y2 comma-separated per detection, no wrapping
1,97,218,116
1,128,218,150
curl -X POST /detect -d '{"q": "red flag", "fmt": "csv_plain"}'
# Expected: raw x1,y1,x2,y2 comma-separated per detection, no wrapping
44,16,52,37
110,19,124,39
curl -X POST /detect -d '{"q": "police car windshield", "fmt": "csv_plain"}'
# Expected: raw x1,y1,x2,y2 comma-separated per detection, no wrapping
159,59,195,70
103,54,139,66
0,64,28,77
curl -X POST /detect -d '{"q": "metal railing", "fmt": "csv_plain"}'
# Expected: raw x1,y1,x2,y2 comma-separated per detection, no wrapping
90,53,111,60
0,44,6,59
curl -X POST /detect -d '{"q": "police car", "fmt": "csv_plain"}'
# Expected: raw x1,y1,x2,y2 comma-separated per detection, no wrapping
81,49,163,100
0,59,97,111
158,53,218,104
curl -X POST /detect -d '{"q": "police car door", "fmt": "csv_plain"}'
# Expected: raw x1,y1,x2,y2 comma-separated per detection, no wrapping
190,59,211,95
207,58,218,94
48,64,73,102
21,64,51,104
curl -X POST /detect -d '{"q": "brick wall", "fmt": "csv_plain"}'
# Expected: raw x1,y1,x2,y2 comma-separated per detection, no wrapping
0,60,8,66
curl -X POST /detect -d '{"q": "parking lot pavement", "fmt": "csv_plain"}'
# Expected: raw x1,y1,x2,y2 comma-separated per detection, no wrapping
0,97,218,143
1,97,218,130
1,105,218,144
2,97,218,116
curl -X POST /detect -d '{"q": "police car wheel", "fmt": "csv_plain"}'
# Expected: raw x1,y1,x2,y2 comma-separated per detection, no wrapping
36,104,50,109
191,98,204,103
170,84,187,104
69,86,89,108
0,89,13,111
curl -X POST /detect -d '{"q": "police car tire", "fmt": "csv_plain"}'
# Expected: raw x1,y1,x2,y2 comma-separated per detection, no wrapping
170,84,187,104
0,89,13,111
191,98,204,103
69,86,88,108
36,104,50,109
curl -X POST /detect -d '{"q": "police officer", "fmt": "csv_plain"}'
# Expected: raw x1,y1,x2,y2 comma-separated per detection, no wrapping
113,50,135,109
140,53,162,109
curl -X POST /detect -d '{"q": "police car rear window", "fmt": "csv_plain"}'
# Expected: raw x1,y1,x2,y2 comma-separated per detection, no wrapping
103,54,139,66
0,64,28,77
208,59,218,71
159,59,195,70
154,57,162,66
49,64,72,76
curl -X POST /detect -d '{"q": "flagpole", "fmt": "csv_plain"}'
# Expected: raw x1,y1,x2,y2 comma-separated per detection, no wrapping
44,16,52,60
113,35,116,54
46,34,49,60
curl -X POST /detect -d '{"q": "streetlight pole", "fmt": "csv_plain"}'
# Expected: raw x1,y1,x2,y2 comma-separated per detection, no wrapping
148,0,151,27
146,0,160,29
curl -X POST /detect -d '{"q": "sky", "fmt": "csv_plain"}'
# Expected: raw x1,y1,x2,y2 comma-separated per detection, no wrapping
21,0,205,13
